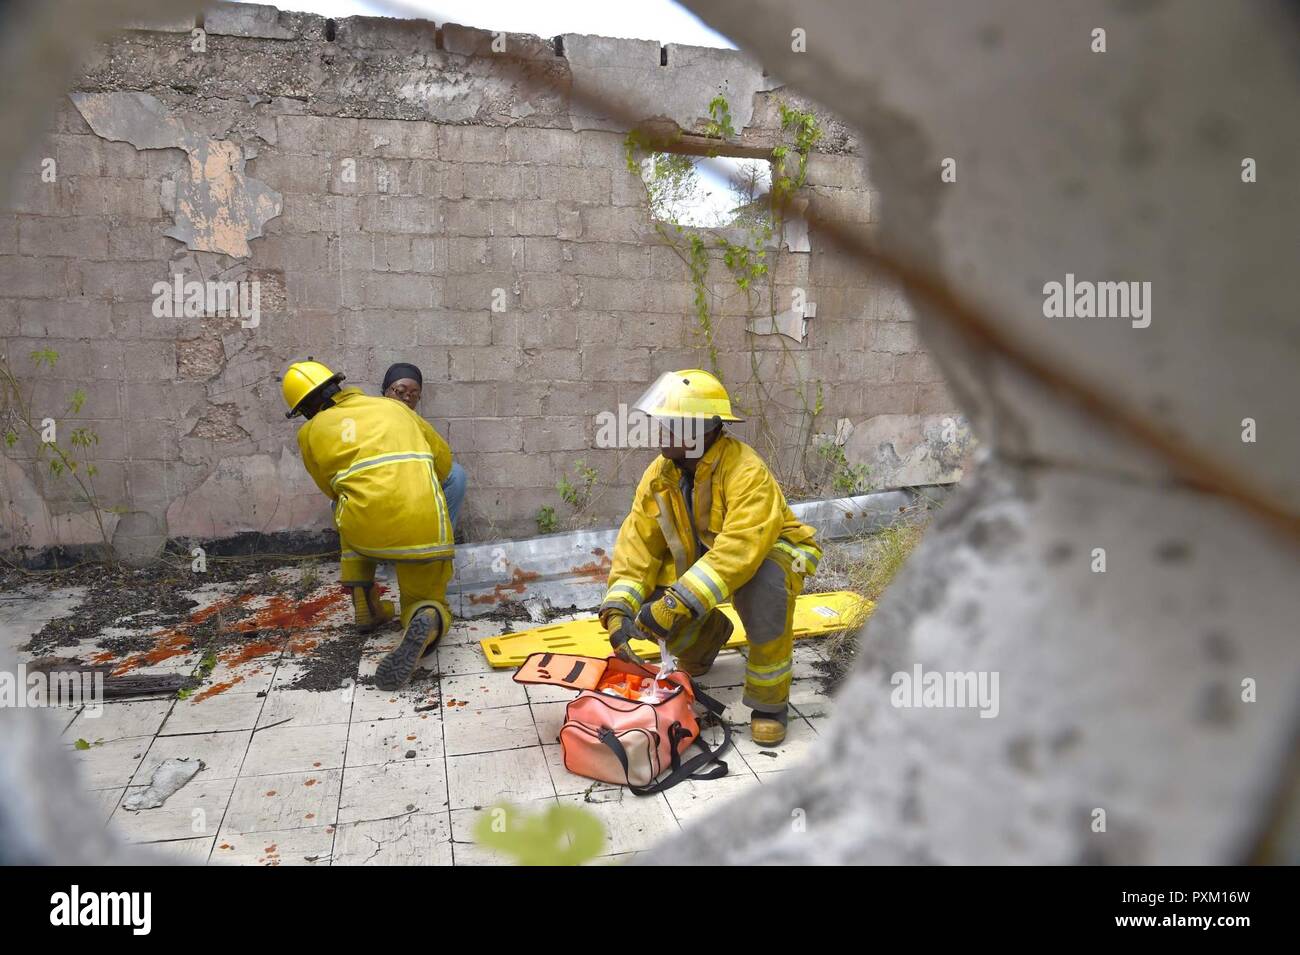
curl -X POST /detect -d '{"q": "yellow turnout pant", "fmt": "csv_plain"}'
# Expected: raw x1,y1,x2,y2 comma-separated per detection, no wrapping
339,543,453,630
668,551,806,713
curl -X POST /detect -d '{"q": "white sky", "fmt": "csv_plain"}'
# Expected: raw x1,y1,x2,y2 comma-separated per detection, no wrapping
257,0,736,48
653,156,772,228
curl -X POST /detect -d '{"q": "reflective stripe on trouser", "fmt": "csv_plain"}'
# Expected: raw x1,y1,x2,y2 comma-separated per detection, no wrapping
340,545,454,630
733,556,804,713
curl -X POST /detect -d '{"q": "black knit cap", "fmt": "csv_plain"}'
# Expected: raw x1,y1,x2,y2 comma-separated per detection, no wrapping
381,362,423,392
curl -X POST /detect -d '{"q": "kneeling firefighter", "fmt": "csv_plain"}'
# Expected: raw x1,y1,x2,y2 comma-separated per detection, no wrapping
282,359,455,691
598,369,821,746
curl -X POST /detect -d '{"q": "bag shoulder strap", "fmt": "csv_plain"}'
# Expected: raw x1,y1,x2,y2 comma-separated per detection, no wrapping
691,683,726,717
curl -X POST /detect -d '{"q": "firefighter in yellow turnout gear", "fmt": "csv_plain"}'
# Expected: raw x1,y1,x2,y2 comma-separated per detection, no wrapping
599,370,821,746
282,360,455,691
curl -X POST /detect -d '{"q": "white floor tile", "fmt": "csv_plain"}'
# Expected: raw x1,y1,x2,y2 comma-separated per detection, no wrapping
212,825,336,866
109,775,236,844
338,759,448,823
530,700,569,743
240,722,349,777
333,811,453,865
441,671,528,709
788,679,835,719
348,683,441,722
222,770,343,834
346,715,443,767
256,687,354,728
558,790,679,854
442,702,541,757
161,691,266,735
436,642,494,676
192,662,277,698
68,736,150,791
86,786,125,825
694,650,749,688
733,714,820,771
440,618,502,647
65,698,174,744
148,836,216,864
525,682,577,704
446,745,554,810
448,797,558,866
663,772,761,825
135,729,253,782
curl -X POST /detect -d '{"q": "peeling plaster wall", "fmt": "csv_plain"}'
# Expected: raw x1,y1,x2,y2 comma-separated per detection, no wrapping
0,4,964,554
71,91,282,256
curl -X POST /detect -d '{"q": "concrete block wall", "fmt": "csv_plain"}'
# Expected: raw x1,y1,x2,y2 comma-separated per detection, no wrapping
0,5,963,554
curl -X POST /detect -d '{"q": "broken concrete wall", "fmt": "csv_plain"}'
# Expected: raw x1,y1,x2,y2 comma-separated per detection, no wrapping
0,3,963,556
639,0,1300,865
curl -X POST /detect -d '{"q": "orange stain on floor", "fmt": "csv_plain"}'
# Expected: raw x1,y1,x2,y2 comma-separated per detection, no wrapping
98,587,351,699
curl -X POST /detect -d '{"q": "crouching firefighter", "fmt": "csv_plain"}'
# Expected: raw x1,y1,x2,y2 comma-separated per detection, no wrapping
599,369,821,746
282,359,455,691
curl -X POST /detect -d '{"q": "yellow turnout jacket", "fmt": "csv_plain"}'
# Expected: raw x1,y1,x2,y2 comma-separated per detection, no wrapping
297,387,454,562
601,433,820,621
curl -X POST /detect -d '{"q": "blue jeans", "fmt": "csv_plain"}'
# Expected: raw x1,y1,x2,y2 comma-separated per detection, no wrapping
442,461,467,528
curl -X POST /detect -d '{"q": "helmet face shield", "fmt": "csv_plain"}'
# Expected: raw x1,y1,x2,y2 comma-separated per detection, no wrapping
632,369,742,459
632,371,680,420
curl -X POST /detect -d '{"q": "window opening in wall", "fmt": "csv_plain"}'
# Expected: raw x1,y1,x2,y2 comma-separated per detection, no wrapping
638,151,773,231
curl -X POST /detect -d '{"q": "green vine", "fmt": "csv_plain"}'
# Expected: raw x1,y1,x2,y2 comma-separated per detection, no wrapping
703,95,736,140
687,235,719,374
624,98,829,492
773,102,821,203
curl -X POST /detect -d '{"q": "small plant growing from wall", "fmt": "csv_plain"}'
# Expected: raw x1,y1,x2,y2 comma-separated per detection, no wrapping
815,440,873,495
0,349,113,553
537,460,602,535
556,460,599,510
535,505,558,535
536,456,638,536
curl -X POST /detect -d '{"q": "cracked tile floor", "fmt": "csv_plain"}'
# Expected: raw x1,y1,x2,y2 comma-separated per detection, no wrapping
0,566,835,865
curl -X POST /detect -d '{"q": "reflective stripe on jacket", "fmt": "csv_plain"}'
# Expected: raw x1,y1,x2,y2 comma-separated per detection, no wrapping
297,388,454,562
601,433,819,621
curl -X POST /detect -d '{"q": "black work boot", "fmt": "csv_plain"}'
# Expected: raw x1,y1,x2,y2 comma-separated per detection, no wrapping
375,607,442,691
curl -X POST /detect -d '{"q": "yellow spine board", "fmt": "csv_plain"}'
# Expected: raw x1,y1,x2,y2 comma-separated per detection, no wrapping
479,590,873,669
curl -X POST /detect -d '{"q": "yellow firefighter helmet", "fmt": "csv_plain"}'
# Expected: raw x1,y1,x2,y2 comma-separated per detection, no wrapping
281,359,344,418
634,369,743,422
